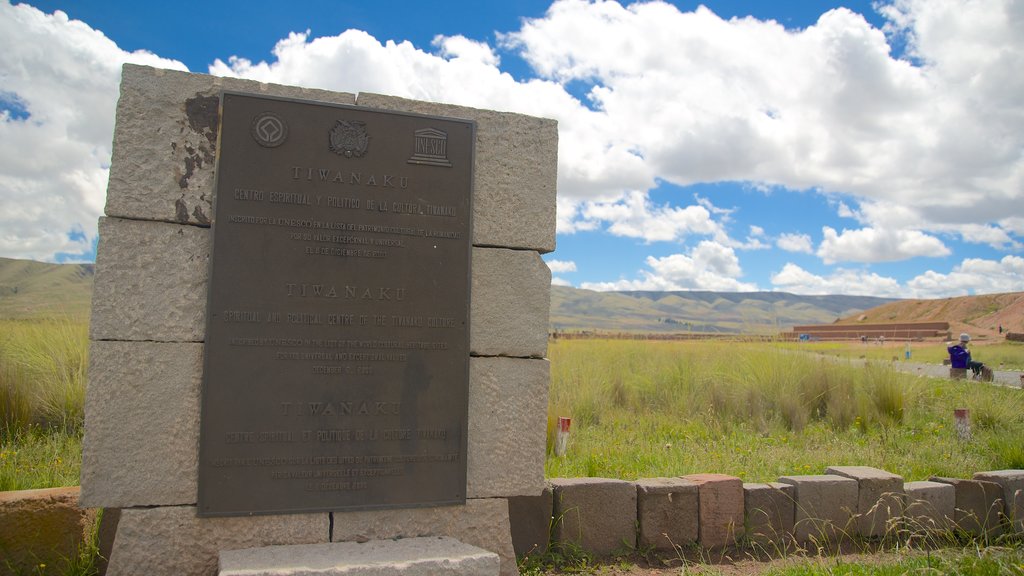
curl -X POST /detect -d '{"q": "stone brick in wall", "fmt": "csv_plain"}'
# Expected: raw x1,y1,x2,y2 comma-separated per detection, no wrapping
825,466,904,538
552,478,636,556
330,498,516,576
106,65,357,226
903,481,955,533
80,341,202,508
636,477,698,551
0,487,95,576
105,506,327,576
218,538,500,576
468,357,549,498
743,482,795,545
683,473,744,548
508,484,553,558
973,470,1024,533
355,93,557,253
471,248,551,358
777,475,857,545
89,217,209,342
930,476,1005,537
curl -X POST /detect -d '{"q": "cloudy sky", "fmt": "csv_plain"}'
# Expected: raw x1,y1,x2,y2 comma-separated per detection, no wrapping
1,0,1022,297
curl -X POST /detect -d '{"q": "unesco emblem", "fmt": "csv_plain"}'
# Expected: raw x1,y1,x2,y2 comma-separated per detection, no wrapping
250,112,288,147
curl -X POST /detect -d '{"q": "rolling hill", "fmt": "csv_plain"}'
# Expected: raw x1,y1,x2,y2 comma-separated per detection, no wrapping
550,286,898,334
835,291,1024,341
0,257,94,321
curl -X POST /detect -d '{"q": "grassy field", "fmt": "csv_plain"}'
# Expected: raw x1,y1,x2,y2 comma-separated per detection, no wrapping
786,340,1024,371
545,339,1024,482
0,318,87,491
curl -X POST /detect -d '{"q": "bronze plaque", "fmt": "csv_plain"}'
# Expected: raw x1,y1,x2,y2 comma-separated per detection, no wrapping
197,92,473,516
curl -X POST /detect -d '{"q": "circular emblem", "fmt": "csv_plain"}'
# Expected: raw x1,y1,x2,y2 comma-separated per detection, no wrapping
251,112,288,147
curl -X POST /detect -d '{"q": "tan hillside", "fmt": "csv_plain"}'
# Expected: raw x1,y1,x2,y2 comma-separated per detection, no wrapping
836,291,1024,342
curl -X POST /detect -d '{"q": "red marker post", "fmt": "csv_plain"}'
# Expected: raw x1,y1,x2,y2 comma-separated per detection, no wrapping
555,417,572,457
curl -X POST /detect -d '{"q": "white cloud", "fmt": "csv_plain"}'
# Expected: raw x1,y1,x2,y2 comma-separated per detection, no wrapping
581,240,758,292
777,233,814,254
816,226,950,264
770,263,904,297
906,255,1024,298
546,259,577,273
576,191,719,242
0,3,185,261
551,276,573,287
772,256,1024,298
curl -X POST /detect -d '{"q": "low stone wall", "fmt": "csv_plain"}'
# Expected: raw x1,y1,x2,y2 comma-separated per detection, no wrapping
4,468,1022,574
510,467,1024,558
1007,332,1024,342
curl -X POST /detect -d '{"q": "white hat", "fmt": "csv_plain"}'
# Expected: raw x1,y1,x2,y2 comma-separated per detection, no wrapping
960,333,970,342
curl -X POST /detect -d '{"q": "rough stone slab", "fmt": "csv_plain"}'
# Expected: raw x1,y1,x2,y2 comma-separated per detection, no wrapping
90,217,209,342
81,341,202,508
930,476,1005,537
508,484,553,558
683,473,744,548
552,478,636,556
330,499,516,576
903,481,955,533
105,505,327,576
973,470,1024,532
219,537,499,576
356,93,557,253
636,477,698,551
743,482,795,545
468,357,548,498
777,475,858,544
106,64,356,226
0,487,95,575
471,248,550,358
825,466,904,537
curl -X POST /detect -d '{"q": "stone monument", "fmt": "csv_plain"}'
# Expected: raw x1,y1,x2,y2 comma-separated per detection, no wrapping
81,64,556,576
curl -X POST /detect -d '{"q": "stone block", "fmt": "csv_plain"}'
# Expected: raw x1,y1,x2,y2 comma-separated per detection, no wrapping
903,481,955,532
471,248,550,359
219,537,500,576
81,341,202,508
683,473,744,547
825,466,904,537
469,357,548,498
743,482,795,545
106,64,357,226
0,487,95,576
552,478,636,556
89,217,209,342
330,498,516,576
635,477,698,551
105,505,327,576
356,93,557,253
929,476,1004,537
777,475,858,544
973,470,1024,532
508,484,553,558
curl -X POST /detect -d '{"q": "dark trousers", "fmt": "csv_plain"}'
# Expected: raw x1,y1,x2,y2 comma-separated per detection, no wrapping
968,361,984,376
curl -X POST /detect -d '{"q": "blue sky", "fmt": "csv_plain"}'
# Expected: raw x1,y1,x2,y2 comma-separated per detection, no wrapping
1,0,1022,297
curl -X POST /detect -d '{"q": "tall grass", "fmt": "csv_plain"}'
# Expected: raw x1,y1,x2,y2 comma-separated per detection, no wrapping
0,318,88,435
546,339,1024,481
1,318,87,490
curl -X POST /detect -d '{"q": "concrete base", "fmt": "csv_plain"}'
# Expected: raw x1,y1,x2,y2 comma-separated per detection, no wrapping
683,474,744,548
636,477,698,551
508,484,553,558
777,475,857,545
552,478,636,556
219,537,500,576
743,482,795,546
930,477,1005,537
826,466,904,537
903,481,955,533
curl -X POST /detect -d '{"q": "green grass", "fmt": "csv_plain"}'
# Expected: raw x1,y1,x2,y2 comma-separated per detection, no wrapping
1,317,88,490
788,340,1024,370
763,546,1024,575
545,339,1024,482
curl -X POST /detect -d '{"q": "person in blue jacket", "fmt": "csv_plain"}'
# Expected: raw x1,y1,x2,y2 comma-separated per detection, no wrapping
948,333,984,377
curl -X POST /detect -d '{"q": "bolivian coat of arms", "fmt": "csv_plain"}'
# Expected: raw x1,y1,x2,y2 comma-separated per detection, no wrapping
329,120,370,158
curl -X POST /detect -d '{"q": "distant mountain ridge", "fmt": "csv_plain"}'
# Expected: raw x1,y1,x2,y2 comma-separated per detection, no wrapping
0,257,94,320
550,285,898,334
